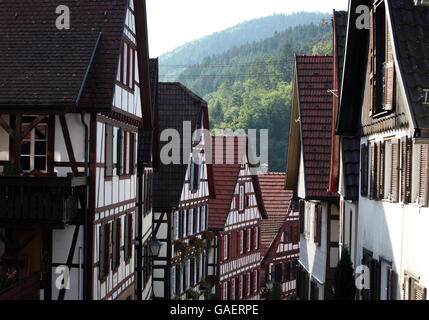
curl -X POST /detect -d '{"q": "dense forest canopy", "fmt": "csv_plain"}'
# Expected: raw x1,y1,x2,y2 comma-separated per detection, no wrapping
159,14,333,172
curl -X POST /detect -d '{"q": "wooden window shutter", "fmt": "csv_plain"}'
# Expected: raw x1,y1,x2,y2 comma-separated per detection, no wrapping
389,270,398,300
403,275,410,300
390,140,400,203
117,128,123,176
414,283,427,301
104,223,110,276
418,144,428,207
378,141,385,199
369,143,378,199
299,200,305,234
401,137,412,204
361,144,369,197
382,62,395,111
314,204,322,246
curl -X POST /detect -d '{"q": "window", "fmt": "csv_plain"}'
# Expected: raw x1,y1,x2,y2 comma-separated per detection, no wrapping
143,245,152,287
223,234,229,261
175,265,182,296
173,212,178,241
21,121,47,172
193,208,198,234
99,223,110,280
370,2,393,116
239,230,244,254
124,214,133,261
231,279,236,300
283,228,290,243
190,257,195,287
254,227,259,250
116,129,136,176
189,154,202,192
239,275,243,299
118,40,136,91
247,229,251,253
223,282,228,300
143,171,152,215
239,185,245,212
246,273,251,297
383,140,392,199
187,209,193,236
361,144,369,197
254,271,258,293
299,200,305,234
112,218,121,271
401,137,412,204
105,125,114,177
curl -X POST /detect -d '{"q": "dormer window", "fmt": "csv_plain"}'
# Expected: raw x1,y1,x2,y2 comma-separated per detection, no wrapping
370,1,395,117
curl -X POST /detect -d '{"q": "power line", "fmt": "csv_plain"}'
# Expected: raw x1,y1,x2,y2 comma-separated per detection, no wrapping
159,59,297,68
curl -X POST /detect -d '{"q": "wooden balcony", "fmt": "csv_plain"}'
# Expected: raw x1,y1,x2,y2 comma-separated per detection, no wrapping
0,176,87,229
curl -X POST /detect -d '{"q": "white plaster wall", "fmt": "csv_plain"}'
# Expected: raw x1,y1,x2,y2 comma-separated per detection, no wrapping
299,201,328,285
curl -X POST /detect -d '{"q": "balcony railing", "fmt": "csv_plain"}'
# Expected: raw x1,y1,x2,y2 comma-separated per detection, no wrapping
0,176,87,228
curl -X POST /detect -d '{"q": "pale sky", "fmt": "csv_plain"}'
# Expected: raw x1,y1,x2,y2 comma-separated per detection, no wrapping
146,0,349,57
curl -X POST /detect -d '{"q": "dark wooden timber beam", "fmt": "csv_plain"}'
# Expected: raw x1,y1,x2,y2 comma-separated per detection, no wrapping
20,115,46,143
59,115,79,176
153,211,166,236
58,225,80,300
13,114,22,174
0,116,14,136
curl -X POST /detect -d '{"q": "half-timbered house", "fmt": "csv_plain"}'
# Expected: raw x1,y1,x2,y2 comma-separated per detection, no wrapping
152,83,215,300
336,0,429,300
258,173,299,300
208,136,267,300
0,0,155,300
285,55,340,300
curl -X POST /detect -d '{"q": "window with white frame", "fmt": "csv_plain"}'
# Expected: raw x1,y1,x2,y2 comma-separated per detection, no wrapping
384,140,393,199
21,121,47,172
254,227,259,250
223,282,228,300
223,234,229,261
239,275,243,299
247,229,251,252
247,273,251,296
239,185,245,211
231,279,236,300
254,271,258,293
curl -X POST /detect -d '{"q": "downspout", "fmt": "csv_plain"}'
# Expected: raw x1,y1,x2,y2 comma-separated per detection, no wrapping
80,113,89,300
81,113,89,175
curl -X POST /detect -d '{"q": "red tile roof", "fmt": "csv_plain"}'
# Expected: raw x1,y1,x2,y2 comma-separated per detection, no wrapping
208,136,246,230
296,55,338,199
258,173,293,257
0,0,128,111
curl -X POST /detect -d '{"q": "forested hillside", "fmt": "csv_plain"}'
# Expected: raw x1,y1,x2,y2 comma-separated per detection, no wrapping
171,22,332,172
159,12,330,81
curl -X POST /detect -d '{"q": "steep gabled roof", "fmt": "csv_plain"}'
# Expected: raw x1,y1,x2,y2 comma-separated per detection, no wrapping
153,82,207,211
258,173,294,258
208,136,267,230
208,136,246,230
294,55,338,200
0,0,136,112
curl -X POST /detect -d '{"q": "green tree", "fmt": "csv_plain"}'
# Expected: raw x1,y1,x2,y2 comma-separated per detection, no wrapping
334,248,357,300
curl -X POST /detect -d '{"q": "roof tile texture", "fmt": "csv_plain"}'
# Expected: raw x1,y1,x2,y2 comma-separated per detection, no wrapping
296,55,338,199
